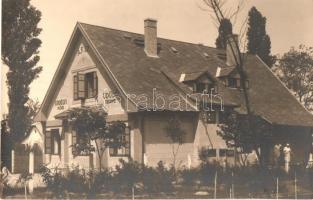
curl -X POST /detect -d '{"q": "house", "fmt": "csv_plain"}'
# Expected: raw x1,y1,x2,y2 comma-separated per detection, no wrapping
32,19,313,170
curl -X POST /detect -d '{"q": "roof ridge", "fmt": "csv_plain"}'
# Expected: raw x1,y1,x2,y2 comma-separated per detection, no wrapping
78,21,219,50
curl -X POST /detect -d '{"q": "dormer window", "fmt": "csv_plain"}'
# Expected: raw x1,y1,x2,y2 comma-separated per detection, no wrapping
194,82,216,94
226,77,249,89
227,78,239,88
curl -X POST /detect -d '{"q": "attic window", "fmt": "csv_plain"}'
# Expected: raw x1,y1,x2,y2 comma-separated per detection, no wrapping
170,47,178,54
226,78,249,89
194,82,216,94
227,78,239,88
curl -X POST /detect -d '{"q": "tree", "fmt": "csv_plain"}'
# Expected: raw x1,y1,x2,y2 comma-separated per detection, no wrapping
215,18,233,49
67,106,127,172
247,6,276,67
164,116,186,170
2,0,43,142
217,111,273,166
275,45,313,111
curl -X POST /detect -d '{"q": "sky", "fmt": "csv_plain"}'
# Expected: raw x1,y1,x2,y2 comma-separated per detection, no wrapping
3,0,313,104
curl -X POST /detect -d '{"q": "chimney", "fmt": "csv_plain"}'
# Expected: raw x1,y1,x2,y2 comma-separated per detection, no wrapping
226,34,241,66
144,18,158,57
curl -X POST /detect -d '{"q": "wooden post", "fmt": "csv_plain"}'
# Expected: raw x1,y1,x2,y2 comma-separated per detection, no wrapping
214,171,217,199
132,186,135,200
294,171,297,199
28,150,34,194
231,172,235,198
276,177,279,199
11,149,15,173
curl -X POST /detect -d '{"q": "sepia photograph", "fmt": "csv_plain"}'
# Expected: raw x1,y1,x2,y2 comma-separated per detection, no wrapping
1,0,313,199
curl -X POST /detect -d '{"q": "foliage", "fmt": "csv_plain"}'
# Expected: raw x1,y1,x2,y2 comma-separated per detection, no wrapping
141,161,174,193
217,111,272,165
198,161,221,185
65,166,88,193
40,166,68,199
179,167,199,186
215,18,233,49
164,116,186,169
153,161,175,192
275,45,313,111
67,106,127,170
2,0,43,142
91,169,112,193
113,159,142,192
247,6,276,67
164,117,186,144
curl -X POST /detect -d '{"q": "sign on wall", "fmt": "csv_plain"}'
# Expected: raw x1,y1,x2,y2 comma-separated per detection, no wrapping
55,99,67,110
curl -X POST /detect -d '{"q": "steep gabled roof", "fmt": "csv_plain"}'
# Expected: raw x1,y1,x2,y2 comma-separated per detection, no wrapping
36,22,313,127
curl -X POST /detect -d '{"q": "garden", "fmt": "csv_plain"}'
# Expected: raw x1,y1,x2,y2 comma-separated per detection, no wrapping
2,159,313,199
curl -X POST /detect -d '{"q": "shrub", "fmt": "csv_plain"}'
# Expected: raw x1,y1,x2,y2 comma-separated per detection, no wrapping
113,159,142,193
40,166,68,199
154,161,174,193
65,166,88,193
142,166,159,193
91,169,112,192
180,167,199,186
198,161,222,185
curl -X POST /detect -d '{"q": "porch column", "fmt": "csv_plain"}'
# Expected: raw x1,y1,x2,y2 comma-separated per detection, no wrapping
28,150,34,194
11,149,15,173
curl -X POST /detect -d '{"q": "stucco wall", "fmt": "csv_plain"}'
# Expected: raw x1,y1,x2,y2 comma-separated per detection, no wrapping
143,112,197,168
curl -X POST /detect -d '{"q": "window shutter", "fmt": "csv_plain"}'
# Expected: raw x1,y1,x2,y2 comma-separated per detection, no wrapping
93,72,98,97
45,130,52,154
77,73,86,99
124,126,130,155
73,75,78,100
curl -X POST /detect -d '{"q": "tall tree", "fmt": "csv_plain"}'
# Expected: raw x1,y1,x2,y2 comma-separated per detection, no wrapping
276,45,313,111
2,0,42,141
247,6,275,67
215,18,233,49
217,111,273,166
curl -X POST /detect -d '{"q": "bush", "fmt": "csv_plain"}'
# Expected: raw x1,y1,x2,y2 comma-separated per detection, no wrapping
198,161,222,185
65,166,88,193
142,166,159,193
113,159,142,193
91,169,112,192
154,161,175,193
180,167,199,186
40,166,68,199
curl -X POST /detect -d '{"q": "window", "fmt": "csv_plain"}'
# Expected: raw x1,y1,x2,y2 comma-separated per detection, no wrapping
45,129,61,155
194,83,217,94
109,126,130,157
226,149,235,157
207,149,217,157
72,131,90,156
73,71,98,100
227,78,238,88
85,72,98,98
195,83,206,93
219,149,234,157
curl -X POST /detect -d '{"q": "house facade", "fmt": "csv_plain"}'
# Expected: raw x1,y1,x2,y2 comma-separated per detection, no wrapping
31,19,313,170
